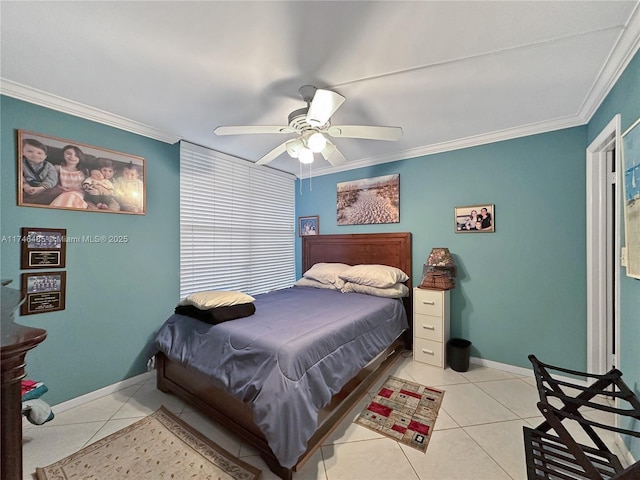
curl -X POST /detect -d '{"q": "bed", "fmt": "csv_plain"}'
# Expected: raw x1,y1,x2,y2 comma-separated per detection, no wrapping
153,232,412,479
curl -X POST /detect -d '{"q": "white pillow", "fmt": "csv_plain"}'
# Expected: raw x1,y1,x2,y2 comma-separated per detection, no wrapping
302,262,351,287
339,264,409,288
341,281,409,298
294,277,339,290
178,290,255,309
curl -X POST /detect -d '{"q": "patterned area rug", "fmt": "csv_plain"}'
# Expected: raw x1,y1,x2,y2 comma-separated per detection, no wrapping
355,375,444,453
36,406,261,480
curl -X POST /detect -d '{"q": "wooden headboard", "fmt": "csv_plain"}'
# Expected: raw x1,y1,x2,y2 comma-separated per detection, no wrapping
302,232,412,280
302,232,413,322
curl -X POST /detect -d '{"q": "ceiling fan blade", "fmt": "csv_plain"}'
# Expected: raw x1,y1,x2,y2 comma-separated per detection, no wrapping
255,141,288,165
306,88,345,127
214,125,295,136
326,125,403,141
320,141,346,166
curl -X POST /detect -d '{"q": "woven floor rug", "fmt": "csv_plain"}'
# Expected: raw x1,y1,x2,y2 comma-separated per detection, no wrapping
36,406,261,480
355,375,445,453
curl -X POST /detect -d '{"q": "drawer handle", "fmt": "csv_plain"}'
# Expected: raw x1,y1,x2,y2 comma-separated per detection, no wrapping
422,349,434,355
422,325,435,330
422,301,436,305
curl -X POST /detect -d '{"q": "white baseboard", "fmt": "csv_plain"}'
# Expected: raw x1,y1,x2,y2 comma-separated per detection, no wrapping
55,360,524,414
51,370,155,414
470,356,535,378
48,357,544,414
470,356,594,388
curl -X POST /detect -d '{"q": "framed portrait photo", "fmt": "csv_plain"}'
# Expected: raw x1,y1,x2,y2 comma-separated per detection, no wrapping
455,204,495,233
299,216,319,236
18,130,146,215
20,227,67,269
20,271,66,315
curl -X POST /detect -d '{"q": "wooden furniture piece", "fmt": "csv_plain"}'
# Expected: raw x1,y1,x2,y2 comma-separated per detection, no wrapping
412,287,449,368
1,281,47,480
156,232,412,480
523,354,640,479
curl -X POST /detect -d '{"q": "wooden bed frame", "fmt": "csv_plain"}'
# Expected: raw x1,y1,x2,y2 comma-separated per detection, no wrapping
156,232,412,479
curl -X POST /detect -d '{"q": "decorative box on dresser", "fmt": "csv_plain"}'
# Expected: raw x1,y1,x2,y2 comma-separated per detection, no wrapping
412,287,450,368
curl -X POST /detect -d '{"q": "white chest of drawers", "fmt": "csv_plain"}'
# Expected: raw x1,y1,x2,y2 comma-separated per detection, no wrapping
413,287,450,368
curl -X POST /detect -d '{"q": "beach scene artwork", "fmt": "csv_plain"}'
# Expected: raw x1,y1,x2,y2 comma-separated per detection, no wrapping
337,174,399,226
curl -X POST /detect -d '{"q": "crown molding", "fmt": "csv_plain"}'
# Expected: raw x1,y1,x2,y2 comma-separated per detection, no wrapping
303,114,584,179
0,79,181,144
578,2,640,123
0,74,589,179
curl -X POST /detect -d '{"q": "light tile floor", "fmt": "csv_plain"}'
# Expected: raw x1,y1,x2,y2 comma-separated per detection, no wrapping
22,354,628,480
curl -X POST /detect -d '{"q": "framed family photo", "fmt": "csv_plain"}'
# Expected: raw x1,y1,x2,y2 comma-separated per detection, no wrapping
20,227,67,269
455,204,495,233
18,130,146,215
299,216,319,236
20,271,66,315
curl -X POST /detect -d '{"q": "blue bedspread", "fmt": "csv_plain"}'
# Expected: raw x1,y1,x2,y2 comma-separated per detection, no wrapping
152,286,408,468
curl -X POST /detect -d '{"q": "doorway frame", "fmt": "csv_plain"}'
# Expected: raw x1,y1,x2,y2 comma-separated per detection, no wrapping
586,114,621,374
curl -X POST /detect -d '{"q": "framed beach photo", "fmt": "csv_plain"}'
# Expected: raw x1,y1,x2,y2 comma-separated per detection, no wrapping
337,174,400,225
299,216,319,236
455,204,495,233
17,130,146,215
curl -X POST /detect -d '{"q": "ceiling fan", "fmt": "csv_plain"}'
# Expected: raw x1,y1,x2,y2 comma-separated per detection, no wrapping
213,85,403,167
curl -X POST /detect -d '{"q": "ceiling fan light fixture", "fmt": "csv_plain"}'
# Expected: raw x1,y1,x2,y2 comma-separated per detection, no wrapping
307,132,327,153
215,85,402,169
285,138,304,158
298,148,314,164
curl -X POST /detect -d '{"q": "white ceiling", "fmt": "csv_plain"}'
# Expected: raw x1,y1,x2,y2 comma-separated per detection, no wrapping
1,1,639,177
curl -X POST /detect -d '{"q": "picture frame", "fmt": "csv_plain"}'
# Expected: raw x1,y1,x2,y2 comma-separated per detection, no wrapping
18,130,146,214
337,174,400,225
622,116,640,279
455,204,495,233
20,271,66,315
20,227,67,269
299,216,319,236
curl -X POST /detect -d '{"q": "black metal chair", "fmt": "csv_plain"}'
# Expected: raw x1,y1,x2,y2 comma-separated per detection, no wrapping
524,354,640,480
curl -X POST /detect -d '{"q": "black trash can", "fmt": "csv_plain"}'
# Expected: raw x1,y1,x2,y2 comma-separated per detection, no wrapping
447,338,471,372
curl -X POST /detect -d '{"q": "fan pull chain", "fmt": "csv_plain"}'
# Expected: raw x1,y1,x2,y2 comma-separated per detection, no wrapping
297,161,313,194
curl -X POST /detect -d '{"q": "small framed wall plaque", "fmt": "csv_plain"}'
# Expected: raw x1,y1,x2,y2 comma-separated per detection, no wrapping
21,271,66,315
20,227,66,269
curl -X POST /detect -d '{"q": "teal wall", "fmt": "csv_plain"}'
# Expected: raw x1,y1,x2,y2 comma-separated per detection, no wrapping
588,50,640,459
296,127,588,372
296,48,640,459
0,95,180,405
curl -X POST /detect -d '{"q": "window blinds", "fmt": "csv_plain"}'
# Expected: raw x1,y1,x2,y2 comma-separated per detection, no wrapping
180,142,296,297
